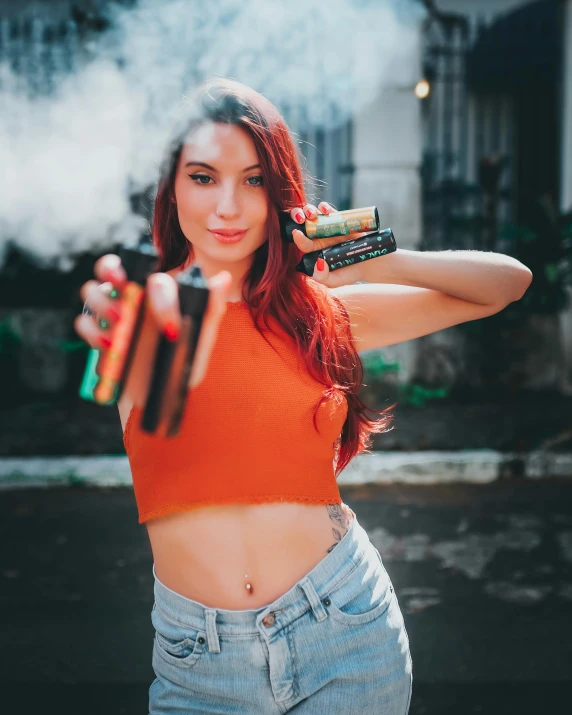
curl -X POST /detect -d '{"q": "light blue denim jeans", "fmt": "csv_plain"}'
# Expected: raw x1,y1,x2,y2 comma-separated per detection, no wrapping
149,507,413,714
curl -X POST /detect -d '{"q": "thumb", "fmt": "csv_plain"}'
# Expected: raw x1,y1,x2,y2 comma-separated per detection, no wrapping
187,270,233,389
205,270,233,315
145,272,181,339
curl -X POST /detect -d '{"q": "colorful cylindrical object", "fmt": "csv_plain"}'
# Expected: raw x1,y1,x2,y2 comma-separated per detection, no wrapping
295,228,396,276
280,206,379,243
80,239,159,406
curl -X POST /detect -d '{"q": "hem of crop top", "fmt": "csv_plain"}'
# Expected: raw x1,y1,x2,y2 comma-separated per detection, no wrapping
137,493,343,524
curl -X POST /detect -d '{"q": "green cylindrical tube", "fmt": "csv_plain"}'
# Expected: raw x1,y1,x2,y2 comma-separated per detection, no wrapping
280,206,379,242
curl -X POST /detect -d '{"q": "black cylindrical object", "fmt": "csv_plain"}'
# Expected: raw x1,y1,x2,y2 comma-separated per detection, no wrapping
166,265,210,438
109,240,159,403
140,264,210,436
295,228,396,276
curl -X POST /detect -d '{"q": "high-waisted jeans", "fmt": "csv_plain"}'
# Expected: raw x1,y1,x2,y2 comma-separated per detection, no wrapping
149,506,413,714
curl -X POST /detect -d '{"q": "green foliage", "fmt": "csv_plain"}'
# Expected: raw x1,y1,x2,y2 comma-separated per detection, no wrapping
0,318,22,357
397,383,450,407
499,217,571,314
362,349,452,406
361,351,400,377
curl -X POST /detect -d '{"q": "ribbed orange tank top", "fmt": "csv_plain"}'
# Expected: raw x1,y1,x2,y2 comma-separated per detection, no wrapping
123,301,348,523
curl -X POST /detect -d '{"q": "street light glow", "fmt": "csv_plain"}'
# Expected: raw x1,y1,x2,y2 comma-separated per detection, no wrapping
414,79,430,99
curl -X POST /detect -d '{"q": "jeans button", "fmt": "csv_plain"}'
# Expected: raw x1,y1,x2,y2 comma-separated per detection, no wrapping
262,612,276,627
323,598,331,606
198,636,205,644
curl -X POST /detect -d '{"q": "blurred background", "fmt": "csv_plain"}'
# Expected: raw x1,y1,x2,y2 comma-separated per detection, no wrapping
0,0,571,713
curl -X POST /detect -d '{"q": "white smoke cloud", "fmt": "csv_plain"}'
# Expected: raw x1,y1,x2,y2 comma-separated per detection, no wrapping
0,0,423,269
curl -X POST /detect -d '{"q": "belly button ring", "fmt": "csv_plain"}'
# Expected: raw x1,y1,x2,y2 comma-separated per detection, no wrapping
245,574,252,593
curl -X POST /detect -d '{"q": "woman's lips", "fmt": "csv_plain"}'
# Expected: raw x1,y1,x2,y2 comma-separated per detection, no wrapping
209,229,247,244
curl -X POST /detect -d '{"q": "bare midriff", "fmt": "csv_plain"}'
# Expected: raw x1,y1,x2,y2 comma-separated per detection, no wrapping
145,502,355,610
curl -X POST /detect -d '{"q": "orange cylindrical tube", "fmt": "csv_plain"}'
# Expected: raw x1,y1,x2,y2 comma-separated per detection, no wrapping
93,282,145,404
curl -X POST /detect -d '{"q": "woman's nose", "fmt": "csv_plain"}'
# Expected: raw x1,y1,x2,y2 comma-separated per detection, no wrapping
216,187,240,219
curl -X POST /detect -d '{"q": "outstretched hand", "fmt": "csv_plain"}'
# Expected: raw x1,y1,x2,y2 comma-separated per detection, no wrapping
75,254,232,408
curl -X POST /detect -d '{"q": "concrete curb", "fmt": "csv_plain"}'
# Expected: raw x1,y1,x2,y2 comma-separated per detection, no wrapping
0,450,570,489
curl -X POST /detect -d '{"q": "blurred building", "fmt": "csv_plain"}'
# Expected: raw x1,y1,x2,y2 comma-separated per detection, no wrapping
352,0,572,394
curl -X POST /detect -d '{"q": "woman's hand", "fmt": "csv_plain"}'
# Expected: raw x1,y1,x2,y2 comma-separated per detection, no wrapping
289,202,371,287
74,254,231,407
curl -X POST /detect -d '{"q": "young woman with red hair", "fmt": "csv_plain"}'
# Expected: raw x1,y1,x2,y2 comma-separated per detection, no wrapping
75,78,532,713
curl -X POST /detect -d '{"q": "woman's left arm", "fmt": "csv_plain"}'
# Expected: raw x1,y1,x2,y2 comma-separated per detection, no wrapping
290,202,533,352
357,247,532,305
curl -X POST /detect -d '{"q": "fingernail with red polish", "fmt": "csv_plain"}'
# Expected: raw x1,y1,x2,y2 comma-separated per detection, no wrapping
99,335,112,349
164,321,180,342
295,211,305,222
109,306,122,321
316,257,326,271
104,269,124,286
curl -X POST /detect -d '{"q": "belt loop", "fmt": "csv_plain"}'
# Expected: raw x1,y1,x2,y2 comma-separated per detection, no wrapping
204,609,221,653
298,576,328,622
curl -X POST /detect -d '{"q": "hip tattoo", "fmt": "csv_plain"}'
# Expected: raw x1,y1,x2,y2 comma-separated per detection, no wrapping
242,503,354,595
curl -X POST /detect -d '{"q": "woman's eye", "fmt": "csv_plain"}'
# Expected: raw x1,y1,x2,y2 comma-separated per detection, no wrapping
189,174,212,185
188,174,263,187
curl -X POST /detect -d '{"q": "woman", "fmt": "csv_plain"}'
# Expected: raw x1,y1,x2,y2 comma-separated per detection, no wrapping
75,78,532,714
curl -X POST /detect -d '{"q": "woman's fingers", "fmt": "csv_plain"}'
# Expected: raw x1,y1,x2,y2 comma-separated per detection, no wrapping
303,203,318,219
80,280,122,322
188,270,232,388
77,252,127,339
290,207,305,223
289,201,335,225
317,201,334,215
291,227,372,254
75,280,119,348
145,272,182,340
94,253,128,288
73,312,114,350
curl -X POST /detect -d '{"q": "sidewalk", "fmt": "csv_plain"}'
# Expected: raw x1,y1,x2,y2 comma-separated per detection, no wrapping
1,449,572,490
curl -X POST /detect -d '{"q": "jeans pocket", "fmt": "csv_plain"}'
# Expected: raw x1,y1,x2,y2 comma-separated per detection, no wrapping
152,606,206,669
325,543,394,626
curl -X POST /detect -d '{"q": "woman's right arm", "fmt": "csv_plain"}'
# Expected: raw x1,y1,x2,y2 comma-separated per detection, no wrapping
74,253,231,421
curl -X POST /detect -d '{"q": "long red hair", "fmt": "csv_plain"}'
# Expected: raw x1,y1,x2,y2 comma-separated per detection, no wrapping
151,78,394,475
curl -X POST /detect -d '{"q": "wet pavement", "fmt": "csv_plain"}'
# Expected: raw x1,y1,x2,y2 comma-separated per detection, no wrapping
1,478,571,714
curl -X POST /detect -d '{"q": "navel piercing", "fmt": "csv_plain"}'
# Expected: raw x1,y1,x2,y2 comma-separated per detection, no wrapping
245,574,252,593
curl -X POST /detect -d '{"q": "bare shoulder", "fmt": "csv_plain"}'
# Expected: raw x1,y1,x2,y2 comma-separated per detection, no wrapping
330,283,506,352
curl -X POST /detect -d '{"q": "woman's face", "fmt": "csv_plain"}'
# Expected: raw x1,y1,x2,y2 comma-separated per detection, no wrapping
173,122,269,273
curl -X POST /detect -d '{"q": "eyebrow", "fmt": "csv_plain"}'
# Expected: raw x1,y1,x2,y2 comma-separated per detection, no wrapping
184,161,261,172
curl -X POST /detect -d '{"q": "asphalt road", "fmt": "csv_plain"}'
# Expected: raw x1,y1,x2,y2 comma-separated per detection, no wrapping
1,478,571,714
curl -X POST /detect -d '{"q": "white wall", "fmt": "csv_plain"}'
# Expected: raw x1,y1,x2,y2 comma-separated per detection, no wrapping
351,17,424,384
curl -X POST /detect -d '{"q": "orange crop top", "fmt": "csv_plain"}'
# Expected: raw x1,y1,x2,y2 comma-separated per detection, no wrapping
123,301,349,523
